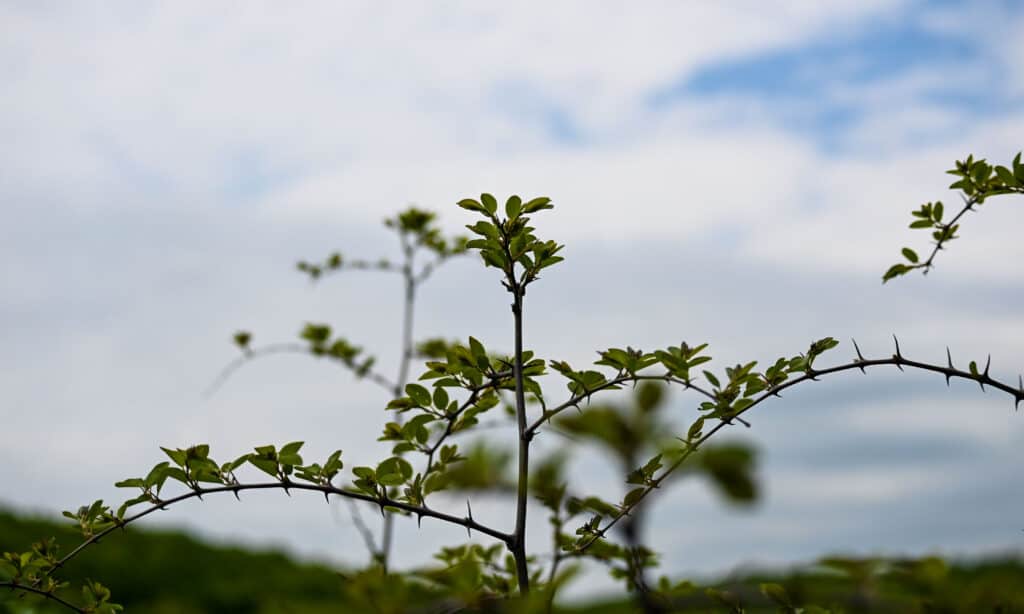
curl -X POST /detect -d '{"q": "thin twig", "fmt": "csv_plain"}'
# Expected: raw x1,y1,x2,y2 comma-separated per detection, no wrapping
0,582,85,613
205,342,396,398
46,482,513,583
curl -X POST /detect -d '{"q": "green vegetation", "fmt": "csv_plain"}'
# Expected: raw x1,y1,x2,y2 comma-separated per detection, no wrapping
4,507,1022,612
0,507,346,613
3,155,1023,612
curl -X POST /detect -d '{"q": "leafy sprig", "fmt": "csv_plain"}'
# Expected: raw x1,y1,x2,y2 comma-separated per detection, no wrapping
884,153,1024,282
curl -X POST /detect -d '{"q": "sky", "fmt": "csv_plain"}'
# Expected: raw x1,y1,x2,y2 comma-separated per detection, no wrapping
2,0,1023,599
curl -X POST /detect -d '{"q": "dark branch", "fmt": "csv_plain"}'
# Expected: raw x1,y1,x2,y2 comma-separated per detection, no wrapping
1,581,86,613
47,482,513,582
573,348,1023,553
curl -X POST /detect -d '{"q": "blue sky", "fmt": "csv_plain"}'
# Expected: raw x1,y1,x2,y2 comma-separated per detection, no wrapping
655,0,1022,151
1,0,1023,600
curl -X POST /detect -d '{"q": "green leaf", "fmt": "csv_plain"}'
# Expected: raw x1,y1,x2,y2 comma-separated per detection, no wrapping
901,247,919,263
144,462,171,489
300,323,331,344
253,444,276,457
909,219,933,229
405,383,432,407
505,195,522,219
522,196,553,213
623,487,645,508
280,441,304,456
249,458,278,478
376,457,414,486
352,466,375,480
688,417,705,440
642,454,663,476
233,331,251,349
702,370,720,388
279,452,303,467
164,467,189,484
457,198,485,213
480,193,497,215
324,450,343,474
468,336,489,369
882,263,910,282
971,160,990,183
160,447,187,468
432,386,449,411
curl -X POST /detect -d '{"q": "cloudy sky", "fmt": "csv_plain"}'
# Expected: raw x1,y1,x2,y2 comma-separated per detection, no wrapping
2,0,1023,599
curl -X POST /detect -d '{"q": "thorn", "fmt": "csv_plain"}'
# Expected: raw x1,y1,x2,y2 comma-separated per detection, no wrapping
892,335,904,371
1017,375,1023,411
323,491,329,504
945,347,954,386
466,500,473,539
737,416,751,428
417,513,423,529
977,355,991,392
852,338,866,373
234,489,241,502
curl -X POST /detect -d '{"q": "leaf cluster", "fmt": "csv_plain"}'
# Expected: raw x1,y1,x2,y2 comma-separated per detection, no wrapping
884,152,1023,281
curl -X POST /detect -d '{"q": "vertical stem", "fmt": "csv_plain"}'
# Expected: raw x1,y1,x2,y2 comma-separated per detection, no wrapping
544,516,565,614
511,284,531,595
622,497,661,613
380,237,416,572
396,241,416,396
622,439,660,613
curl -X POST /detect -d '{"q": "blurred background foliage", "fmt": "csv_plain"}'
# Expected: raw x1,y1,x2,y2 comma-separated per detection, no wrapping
3,506,1022,613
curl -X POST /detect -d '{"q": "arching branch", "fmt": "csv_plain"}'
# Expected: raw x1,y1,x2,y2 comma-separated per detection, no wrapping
572,342,1023,554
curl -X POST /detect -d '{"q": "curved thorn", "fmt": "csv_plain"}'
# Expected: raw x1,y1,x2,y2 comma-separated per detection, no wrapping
737,416,751,428
945,347,954,386
852,338,866,373
983,354,991,377
892,335,904,371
